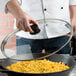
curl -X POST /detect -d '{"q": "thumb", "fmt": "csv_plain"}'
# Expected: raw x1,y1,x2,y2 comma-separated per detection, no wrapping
30,19,38,25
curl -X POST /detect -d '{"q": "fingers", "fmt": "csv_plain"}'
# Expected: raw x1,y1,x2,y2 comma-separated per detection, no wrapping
17,20,28,32
75,26,76,34
71,19,76,35
16,15,38,33
22,20,29,32
17,19,34,33
73,26,76,34
30,19,38,25
42,49,46,53
24,20,34,33
30,19,40,29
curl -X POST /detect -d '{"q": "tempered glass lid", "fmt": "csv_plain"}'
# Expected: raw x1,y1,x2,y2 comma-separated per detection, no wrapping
1,19,73,61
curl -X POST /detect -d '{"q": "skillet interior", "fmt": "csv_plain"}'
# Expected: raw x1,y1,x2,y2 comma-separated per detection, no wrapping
1,54,75,70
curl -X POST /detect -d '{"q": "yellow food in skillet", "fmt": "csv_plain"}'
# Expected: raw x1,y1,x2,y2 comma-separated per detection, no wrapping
6,59,70,73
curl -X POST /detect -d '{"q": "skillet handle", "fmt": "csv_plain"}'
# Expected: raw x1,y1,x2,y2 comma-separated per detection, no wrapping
0,65,7,72
73,56,76,62
0,59,8,73
71,56,76,65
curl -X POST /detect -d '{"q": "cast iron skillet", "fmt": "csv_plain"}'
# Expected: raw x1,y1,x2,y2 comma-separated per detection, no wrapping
0,54,76,76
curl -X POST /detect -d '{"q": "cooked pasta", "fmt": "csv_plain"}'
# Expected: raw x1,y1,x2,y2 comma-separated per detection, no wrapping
6,59,70,73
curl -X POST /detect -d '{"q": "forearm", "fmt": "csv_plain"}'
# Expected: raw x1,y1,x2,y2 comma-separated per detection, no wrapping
70,6,76,19
6,0,38,32
69,6,76,34
6,0,25,18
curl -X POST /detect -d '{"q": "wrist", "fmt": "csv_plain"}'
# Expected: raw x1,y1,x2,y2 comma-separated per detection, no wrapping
16,12,28,20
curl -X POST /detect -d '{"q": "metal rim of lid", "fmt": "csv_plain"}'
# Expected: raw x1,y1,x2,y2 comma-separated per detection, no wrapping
1,18,73,61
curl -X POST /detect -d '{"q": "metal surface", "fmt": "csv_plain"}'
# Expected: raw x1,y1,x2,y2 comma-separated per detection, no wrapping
0,66,75,76
0,54,76,76
0,63,76,76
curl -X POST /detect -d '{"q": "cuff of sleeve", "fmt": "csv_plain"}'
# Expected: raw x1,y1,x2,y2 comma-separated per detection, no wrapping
5,0,21,13
1,0,21,14
69,0,76,6
0,0,10,14
18,0,22,5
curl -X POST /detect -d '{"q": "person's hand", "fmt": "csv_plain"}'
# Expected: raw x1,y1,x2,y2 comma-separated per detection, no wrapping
16,13,38,33
6,0,38,33
71,18,76,34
